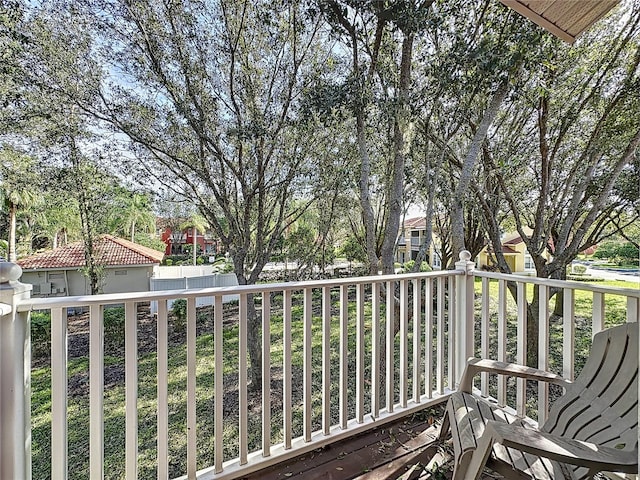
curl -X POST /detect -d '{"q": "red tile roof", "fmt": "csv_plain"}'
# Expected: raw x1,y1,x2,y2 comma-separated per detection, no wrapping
403,217,426,229
486,244,519,255
501,245,519,254
17,235,164,270
504,236,524,245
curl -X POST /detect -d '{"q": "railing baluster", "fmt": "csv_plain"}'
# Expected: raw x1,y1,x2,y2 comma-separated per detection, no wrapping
425,278,433,398
399,279,408,408
322,286,331,435
516,283,526,417
371,282,380,418
157,300,169,480
51,307,67,480
356,284,365,423
480,278,490,396
592,292,605,337
497,279,507,407
448,275,456,390
283,290,293,447
125,301,138,479
538,284,550,426
627,296,639,324
340,284,348,429
89,304,104,480
563,288,575,381
386,281,394,412
303,288,313,440
239,294,248,464
412,279,421,404
186,297,197,478
261,293,271,457
437,277,445,395
214,296,224,473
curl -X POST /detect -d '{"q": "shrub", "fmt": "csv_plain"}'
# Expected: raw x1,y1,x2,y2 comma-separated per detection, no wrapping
104,306,125,332
572,264,587,274
171,299,188,333
31,311,51,342
402,260,432,273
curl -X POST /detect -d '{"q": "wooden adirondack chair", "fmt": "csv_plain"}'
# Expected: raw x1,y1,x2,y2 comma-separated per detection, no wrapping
439,322,638,480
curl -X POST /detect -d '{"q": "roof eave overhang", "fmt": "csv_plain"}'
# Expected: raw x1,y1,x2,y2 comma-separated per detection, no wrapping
498,0,620,44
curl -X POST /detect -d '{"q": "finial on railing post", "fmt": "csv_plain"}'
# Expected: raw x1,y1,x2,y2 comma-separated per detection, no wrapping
0,261,32,480
0,261,23,285
455,250,475,274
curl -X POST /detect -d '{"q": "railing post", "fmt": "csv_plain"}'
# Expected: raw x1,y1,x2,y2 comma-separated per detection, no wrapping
0,262,32,480
454,250,475,388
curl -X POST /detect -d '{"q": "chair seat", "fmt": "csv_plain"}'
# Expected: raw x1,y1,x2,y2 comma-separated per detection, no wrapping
447,391,585,479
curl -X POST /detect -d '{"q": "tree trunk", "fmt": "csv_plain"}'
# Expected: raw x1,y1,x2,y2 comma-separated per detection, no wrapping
193,228,197,266
8,202,17,262
246,293,262,390
451,81,509,260
357,113,379,275
380,32,414,275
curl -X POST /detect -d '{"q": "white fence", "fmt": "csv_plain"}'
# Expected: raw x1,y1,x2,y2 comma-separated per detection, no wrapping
150,272,239,312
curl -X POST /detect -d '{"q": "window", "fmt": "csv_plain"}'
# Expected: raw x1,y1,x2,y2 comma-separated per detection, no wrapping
524,254,535,270
432,252,442,269
115,270,128,276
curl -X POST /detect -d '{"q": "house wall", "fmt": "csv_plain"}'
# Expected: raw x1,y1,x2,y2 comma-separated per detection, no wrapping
102,266,154,294
396,225,443,269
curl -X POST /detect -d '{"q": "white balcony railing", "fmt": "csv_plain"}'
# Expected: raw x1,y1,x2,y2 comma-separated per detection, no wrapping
0,255,638,480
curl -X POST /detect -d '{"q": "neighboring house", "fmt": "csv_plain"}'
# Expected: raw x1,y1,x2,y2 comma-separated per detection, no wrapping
17,235,164,297
398,219,546,274
477,231,543,274
396,217,443,269
157,218,219,256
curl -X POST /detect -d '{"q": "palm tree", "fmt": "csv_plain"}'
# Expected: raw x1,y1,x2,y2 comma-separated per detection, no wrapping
35,194,81,249
0,148,40,261
117,193,156,242
180,213,209,266
109,188,156,242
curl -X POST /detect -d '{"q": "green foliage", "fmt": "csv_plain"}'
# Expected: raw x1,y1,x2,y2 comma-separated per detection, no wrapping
103,306,125,332
337,235,366,263
402,260,432,272
572,264,587,274
171,299,187,334
285,225,323,266
133,233,166,252
31,310,51,342
594,241,639,265
182,243,201,256
211,256,233,273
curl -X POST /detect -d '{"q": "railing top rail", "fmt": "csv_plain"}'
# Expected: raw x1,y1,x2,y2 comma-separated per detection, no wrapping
474,270,640,298
16,269,460,312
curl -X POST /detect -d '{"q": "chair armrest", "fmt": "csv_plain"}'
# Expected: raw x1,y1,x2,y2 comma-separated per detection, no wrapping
459,358,571,393
485,421,638,474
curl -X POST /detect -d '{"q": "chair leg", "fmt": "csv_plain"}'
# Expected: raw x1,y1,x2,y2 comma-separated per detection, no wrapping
462,425,496,480
438,405,451,441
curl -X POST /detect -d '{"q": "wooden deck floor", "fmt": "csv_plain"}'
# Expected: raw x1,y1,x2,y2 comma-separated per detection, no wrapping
241,406,496,480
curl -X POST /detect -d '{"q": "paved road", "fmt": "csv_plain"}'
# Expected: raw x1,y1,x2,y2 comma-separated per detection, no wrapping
584,266,640,284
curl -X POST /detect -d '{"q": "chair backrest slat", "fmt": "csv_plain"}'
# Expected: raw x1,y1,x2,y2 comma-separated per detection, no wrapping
542,322,638,453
